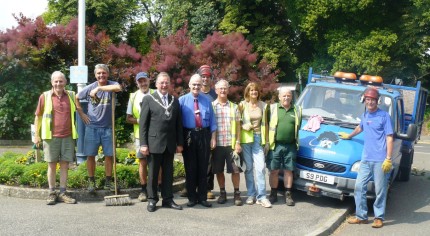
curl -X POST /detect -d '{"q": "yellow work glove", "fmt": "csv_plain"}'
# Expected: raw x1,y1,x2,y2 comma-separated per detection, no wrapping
381,159,392,173
338,132,350,140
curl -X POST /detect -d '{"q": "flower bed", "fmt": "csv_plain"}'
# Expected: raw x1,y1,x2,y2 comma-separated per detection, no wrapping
0,148,185,189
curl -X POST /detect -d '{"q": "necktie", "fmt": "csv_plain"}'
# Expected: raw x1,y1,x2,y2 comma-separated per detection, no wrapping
194,98,202,128
163,95,168,106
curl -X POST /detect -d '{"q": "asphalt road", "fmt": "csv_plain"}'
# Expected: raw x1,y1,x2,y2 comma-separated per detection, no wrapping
0,179,351,236
333,136,430,235
1,136,428,236
0,145,351,236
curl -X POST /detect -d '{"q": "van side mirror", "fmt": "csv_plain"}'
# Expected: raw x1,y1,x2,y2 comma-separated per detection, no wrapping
395,124,417,141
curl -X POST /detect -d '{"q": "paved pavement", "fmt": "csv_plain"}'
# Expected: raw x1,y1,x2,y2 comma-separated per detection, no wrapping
4,135,428,235
0,145,349,236
333,135,430,235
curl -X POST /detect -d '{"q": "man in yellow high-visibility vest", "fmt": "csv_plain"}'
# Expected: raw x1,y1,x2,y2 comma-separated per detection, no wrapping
34,71,77,205
126,72,154,202
267,87,302,206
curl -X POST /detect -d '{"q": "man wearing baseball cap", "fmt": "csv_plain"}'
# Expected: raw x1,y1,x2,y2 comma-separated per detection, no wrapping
126,72,155,202
199,65,218,200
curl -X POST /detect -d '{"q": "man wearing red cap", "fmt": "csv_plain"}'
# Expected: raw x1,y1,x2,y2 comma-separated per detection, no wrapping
339,87,393,228
199,65,218,200
199,65,217,102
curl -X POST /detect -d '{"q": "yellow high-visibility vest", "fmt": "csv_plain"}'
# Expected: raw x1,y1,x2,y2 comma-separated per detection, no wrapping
41,90,77,139
131,89,154,139
268,103,302,150
240,101,267,145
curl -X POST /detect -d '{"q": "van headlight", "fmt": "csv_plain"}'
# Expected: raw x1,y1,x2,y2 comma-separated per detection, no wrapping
351,161,361,172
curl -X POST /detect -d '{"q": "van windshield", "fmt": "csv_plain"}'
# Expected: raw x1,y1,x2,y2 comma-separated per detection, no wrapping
296,86,391,126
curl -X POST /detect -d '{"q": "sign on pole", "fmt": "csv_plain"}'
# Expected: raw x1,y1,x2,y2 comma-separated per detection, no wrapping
70,65,88,84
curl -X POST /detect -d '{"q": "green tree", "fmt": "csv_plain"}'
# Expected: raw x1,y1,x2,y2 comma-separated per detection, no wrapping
285,0,429,85
218,0,297,81
44,0,140,43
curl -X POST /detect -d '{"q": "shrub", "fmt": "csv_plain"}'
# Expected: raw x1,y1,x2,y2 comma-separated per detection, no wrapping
0,160,26,184
116,165,139,188
67,169,87,189
0,151,185,189
116,148,130,164
0,152,23,162
19,162,48,187
173,160,185,178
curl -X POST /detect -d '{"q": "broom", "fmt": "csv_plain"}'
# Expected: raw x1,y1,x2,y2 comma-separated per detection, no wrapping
105,92,132,206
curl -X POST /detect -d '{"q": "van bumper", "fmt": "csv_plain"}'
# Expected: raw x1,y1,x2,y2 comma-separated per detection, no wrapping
293,170,376,200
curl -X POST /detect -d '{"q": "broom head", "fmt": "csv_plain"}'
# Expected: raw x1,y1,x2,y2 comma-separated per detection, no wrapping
104,194,132,206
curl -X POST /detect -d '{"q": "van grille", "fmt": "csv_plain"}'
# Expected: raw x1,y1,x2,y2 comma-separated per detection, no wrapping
297,158,346,173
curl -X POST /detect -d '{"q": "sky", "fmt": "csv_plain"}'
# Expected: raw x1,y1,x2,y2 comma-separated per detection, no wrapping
0,0,48,31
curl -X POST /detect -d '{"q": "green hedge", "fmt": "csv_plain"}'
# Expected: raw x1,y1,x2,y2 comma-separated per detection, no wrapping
0,148,185,189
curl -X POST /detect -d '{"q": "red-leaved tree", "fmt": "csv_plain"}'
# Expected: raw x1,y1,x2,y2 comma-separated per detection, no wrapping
0,16,141,139
140,25,278,101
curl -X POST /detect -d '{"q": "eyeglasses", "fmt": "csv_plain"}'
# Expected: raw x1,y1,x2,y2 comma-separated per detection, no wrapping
191,83,202,87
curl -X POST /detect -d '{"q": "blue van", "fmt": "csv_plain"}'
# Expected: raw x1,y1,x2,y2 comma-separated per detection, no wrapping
293,68,428,200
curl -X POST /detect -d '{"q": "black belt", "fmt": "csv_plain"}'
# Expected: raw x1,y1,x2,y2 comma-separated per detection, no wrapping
185,127,209,132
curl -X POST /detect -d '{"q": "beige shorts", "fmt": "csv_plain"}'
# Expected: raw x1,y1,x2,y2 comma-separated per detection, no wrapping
43,136,75,163
135,139,147,159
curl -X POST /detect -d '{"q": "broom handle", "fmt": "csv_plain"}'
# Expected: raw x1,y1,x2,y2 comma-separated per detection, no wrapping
112,92,118,195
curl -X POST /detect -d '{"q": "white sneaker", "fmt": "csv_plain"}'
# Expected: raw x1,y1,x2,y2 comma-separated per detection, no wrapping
246,196,256,205
256,198,272,208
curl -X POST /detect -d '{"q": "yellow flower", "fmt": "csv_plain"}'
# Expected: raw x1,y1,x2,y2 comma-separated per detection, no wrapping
128,151,136,159
98,146,103,154
134,158,140,165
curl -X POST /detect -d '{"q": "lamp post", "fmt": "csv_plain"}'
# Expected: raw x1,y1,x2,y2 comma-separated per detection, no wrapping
74,0,88,164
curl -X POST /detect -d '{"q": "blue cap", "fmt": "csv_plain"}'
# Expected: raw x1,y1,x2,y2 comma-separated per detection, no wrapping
136,72,149,81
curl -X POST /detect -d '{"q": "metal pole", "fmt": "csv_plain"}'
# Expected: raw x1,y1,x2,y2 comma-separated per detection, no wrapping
76,0,88,164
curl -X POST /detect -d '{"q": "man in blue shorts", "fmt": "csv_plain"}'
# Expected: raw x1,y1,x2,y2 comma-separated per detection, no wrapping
76,64,122,192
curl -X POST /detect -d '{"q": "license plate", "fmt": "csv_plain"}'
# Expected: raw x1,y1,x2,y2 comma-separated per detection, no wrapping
300,170,335,184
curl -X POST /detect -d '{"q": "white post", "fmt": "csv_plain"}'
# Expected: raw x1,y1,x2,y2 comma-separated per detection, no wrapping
76,0,88,164
77,0,86,93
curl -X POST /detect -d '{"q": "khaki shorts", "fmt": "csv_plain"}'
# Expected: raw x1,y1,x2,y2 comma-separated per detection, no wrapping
135,139,147,159
43,136,75,163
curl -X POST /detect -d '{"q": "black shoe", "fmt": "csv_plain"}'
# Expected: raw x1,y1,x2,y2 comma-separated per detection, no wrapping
162,201,183,210
147,201,157,212
199,200,212,208
269,189,278,204
187,201,197,207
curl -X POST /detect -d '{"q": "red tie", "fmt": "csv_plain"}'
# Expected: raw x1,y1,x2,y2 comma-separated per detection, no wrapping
194,99,202,128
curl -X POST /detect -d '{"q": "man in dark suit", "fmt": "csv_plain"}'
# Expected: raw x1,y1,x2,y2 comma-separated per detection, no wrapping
139,72,184,212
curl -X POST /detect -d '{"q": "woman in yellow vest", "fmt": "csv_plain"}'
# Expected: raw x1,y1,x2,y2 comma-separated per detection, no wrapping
239,82,272,208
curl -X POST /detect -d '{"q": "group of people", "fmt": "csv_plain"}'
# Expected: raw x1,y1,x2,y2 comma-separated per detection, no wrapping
34,64,393,228
34,64,302,211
